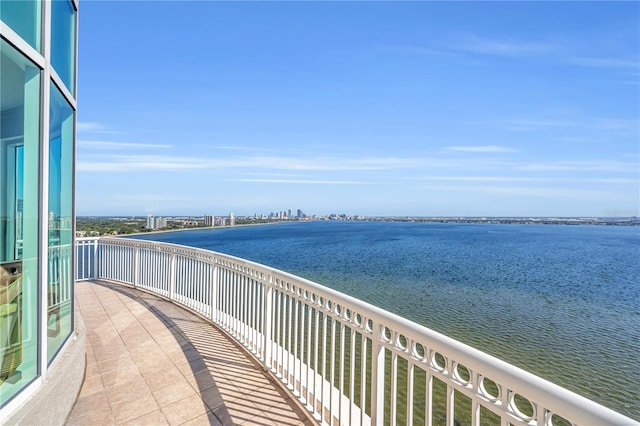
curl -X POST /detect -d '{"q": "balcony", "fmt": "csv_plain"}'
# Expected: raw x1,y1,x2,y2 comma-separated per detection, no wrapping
73,237,637,426
70,280,312,425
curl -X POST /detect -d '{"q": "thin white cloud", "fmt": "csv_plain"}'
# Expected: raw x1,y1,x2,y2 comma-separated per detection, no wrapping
447,33,554,57
76,122,119,134
214,145,275,152
519,160,638,173
566,57,640,69
504,119,575,130
415,185,628,200
77,154,430,173
368,45,451,57
411,176,637,184
82,194,193,203
228,179,369,185
503,117,638,133
446,145,517,153
77,155,207,172
78,140,171,150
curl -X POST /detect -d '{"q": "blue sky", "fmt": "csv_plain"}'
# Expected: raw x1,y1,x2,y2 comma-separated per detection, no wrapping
77,1,639,217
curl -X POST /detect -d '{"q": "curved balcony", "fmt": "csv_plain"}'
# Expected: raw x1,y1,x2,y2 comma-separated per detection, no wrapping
75,237,637,426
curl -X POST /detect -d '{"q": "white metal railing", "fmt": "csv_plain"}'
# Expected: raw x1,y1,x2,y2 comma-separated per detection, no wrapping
48,244,73,309
74,237,637,426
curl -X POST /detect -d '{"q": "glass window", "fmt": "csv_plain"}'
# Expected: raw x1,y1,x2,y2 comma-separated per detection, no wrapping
0,0,41,51
51,0,76,94
0,39,40,406
47,83,74,362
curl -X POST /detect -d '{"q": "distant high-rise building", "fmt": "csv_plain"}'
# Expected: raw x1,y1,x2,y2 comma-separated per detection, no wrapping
146,214,155,230
204,214,214,226
155,217,167,229
229,212,235,226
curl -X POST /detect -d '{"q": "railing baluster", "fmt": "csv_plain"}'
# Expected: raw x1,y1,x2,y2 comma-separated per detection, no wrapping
391,351,398,426
339,322,346,425
370,325,385,425
169,250,176,301
313,307,320,419
210,262,218,324
300,301,308,404
408,360,414,426
426,369,433,426
133,245,138,286
360,333,368,426
294,296,300,395
262,275,273,369
330,316,336,425
277,288,283,378
349,326,356,425
446,383,454,426
287,291,293,387
321,312,328,424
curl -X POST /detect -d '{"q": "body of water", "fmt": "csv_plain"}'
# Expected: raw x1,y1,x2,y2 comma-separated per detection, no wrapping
131,221,639,420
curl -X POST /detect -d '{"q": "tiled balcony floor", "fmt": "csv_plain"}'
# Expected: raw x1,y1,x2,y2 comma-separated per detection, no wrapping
69,280,314,426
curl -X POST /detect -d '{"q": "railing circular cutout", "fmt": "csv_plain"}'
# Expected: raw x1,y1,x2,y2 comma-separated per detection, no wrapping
453,362,471,385
549,413,572,426
479,376,501,402
397,334,408,351
354,313,362,326
412,342,426,360
510,392,536,422
381,326,392,342
431,351,447,372
344,308,352,321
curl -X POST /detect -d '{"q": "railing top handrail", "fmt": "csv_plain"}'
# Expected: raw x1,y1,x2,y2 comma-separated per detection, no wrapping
84,236,638,425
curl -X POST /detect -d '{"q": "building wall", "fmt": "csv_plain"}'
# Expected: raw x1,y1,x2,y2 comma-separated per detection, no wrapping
1,0,79,418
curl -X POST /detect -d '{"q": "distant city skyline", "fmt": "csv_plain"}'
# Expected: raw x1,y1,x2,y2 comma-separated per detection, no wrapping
77,2,639,217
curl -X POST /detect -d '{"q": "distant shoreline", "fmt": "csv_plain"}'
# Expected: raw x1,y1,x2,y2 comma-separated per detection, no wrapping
120,221,282,238
82,216,638,239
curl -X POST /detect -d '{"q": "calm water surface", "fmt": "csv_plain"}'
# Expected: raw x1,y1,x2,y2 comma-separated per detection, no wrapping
132,221,640,420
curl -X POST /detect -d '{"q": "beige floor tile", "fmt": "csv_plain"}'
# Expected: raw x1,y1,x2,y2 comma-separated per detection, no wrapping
136,354,175,376
72,391,110,417
78,375,106,398
152,378,197,406
178,411,223,426
263,401,310,425
175,357,209,377
97,354,138,374
161,393,210,426
188,370,224,393
142,366,184,390
198,386,226,411
67,406,115,426
120,408,169,426
105,376,151,406
210,402,258,426
111,393,159,424
101,364,141,388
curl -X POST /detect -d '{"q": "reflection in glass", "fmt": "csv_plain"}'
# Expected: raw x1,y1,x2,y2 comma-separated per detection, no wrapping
51,0,76,93
0,39,40,406
0,0,41,51
47,83,74,362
